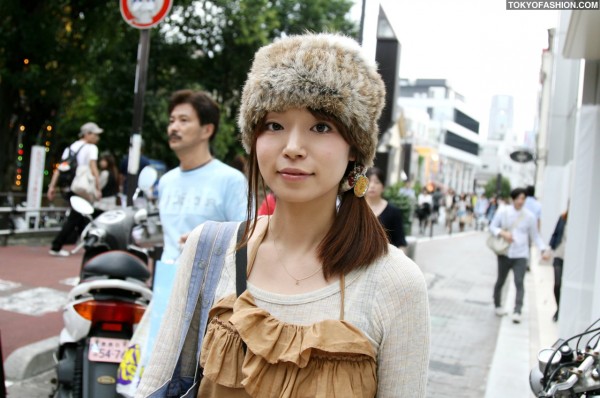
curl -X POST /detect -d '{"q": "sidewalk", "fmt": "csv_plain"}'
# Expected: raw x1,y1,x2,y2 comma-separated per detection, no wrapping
484,249,558,398
3,228,558,397
414,229,558,397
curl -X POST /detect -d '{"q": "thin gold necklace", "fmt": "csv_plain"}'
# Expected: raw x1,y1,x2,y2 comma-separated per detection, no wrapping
271,227,323,285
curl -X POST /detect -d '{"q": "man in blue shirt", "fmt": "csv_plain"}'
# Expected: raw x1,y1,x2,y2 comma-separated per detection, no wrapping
158,89,247,264
524,185,542,230
489,187,549,324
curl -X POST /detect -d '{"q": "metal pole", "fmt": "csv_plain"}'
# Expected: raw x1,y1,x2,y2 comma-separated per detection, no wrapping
126,29,151,206
358,0,367,45
496,173,502,198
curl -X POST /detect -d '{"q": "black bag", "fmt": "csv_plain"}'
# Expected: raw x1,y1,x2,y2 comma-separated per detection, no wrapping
56,144,85,189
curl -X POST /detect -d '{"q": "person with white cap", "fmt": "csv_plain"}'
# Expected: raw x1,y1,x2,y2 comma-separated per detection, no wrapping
47,121,103,256
137,33,430,397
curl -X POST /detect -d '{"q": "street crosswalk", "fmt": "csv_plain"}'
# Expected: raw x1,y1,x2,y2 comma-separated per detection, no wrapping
0,278,75,316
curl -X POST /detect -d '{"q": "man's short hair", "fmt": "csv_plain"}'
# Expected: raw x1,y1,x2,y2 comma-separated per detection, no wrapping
168,90,220,141
511,187,527,200
525,185,535,197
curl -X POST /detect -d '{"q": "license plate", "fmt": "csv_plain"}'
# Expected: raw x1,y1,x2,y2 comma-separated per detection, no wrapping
88,337,129,363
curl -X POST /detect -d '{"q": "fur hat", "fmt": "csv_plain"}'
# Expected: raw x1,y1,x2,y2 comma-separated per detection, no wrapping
238,33,386,167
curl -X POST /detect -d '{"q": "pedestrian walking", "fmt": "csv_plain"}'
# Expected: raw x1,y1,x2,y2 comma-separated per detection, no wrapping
95,153,120,211
489,188,550,323
366,167,408,250
136,32,430,398
524,185,542,230
456,193,469,232
548,207,568,322
444,188,458,234
46,122,103,257
417,187,432,234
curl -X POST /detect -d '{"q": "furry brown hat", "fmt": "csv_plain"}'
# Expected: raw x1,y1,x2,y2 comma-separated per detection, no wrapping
238,33,386,167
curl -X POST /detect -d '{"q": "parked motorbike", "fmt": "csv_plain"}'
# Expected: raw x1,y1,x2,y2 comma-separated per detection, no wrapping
530,318,600,397
54,167,158,398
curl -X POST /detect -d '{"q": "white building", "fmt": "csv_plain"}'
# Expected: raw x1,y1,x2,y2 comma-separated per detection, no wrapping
536,10,600,339
488,95,514,142
478,94,536,193
398,79,481,193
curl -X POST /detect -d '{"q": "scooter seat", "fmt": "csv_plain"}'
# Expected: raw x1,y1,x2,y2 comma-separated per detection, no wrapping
82,251,151,282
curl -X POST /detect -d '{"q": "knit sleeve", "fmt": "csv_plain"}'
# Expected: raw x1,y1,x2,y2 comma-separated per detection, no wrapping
135,223,206,397
373,255,430,397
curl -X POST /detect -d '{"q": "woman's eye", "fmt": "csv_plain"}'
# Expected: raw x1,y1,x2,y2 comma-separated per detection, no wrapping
312,123,331,133
265,122,283,131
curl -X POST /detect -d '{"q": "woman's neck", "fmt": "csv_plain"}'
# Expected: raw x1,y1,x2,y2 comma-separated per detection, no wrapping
267,200,336,249
366,196,387,215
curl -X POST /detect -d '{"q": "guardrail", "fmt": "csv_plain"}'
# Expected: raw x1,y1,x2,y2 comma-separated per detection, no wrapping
0,206,69,246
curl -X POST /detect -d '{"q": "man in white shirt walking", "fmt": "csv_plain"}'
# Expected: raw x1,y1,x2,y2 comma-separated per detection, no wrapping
489,187,549,323
47,122,103,256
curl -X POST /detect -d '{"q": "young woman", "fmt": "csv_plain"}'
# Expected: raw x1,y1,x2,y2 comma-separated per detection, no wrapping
366,167,408,250
95,153,120,211
137,33,429,398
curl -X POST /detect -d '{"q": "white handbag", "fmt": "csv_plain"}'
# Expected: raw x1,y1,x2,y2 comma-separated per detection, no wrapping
486,211,525,256
70,165,97,202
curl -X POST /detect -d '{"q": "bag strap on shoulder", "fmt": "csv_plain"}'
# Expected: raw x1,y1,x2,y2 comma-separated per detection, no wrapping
153,220,247,398
236,221,248,297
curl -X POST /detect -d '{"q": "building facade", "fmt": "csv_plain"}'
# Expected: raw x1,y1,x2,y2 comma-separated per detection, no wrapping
537,10,600,339
398,79,481,193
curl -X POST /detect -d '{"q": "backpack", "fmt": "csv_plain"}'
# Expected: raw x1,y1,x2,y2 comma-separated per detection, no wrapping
56,144,85,189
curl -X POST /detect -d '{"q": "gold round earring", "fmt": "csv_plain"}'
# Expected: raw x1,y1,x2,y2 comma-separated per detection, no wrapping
339,164,369,197
353,174,369,197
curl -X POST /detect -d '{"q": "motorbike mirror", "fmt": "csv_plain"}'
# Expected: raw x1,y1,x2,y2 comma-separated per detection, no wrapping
134,208,148,224
70,196,95,215
138,166,157,191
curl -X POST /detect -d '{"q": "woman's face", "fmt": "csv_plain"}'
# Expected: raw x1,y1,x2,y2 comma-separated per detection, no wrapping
367,174,384,199
99,159,108,170
256,108,354,204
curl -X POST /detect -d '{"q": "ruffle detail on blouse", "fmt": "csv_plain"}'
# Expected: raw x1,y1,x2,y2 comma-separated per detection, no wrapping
200,295,246,388
200,291,377,398
230,291,376,367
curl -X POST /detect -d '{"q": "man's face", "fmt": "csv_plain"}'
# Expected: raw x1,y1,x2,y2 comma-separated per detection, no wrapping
84,132,100,144
513,193,526,210
167,103,212,154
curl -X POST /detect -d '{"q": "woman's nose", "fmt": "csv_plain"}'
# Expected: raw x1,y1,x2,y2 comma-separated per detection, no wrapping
282,129,307,159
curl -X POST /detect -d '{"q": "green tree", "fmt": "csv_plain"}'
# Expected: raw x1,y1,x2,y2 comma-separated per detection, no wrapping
0,1,132,192
384,182,415,236
484,176,511,199
0,0,357,193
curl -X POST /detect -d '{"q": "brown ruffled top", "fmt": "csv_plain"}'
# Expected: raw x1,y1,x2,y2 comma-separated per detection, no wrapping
198,290,377,397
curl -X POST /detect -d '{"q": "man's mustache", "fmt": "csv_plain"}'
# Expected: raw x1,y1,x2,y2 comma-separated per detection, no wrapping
168,133,180,140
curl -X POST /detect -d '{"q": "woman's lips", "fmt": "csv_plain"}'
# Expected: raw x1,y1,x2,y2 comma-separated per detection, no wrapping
278,168,312,181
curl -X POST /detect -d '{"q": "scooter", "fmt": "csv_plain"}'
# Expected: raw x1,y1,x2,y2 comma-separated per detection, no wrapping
530,318,600,397
54,167,158,398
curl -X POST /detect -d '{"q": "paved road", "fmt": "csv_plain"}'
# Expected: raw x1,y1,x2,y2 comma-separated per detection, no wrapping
416,231,501,397
0,244,82,360
3,220,501,397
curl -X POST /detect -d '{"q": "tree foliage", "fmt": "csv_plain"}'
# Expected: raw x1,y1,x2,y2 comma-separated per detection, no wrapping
484,175,511,199
0,0,357,193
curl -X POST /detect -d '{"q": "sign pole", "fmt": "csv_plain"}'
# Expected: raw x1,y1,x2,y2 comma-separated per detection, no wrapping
126,29,151,206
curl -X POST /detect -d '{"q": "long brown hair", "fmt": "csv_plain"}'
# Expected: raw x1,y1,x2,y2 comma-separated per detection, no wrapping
241,110,389,278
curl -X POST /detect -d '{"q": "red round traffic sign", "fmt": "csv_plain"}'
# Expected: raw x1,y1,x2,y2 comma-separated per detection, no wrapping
120,0,172,29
